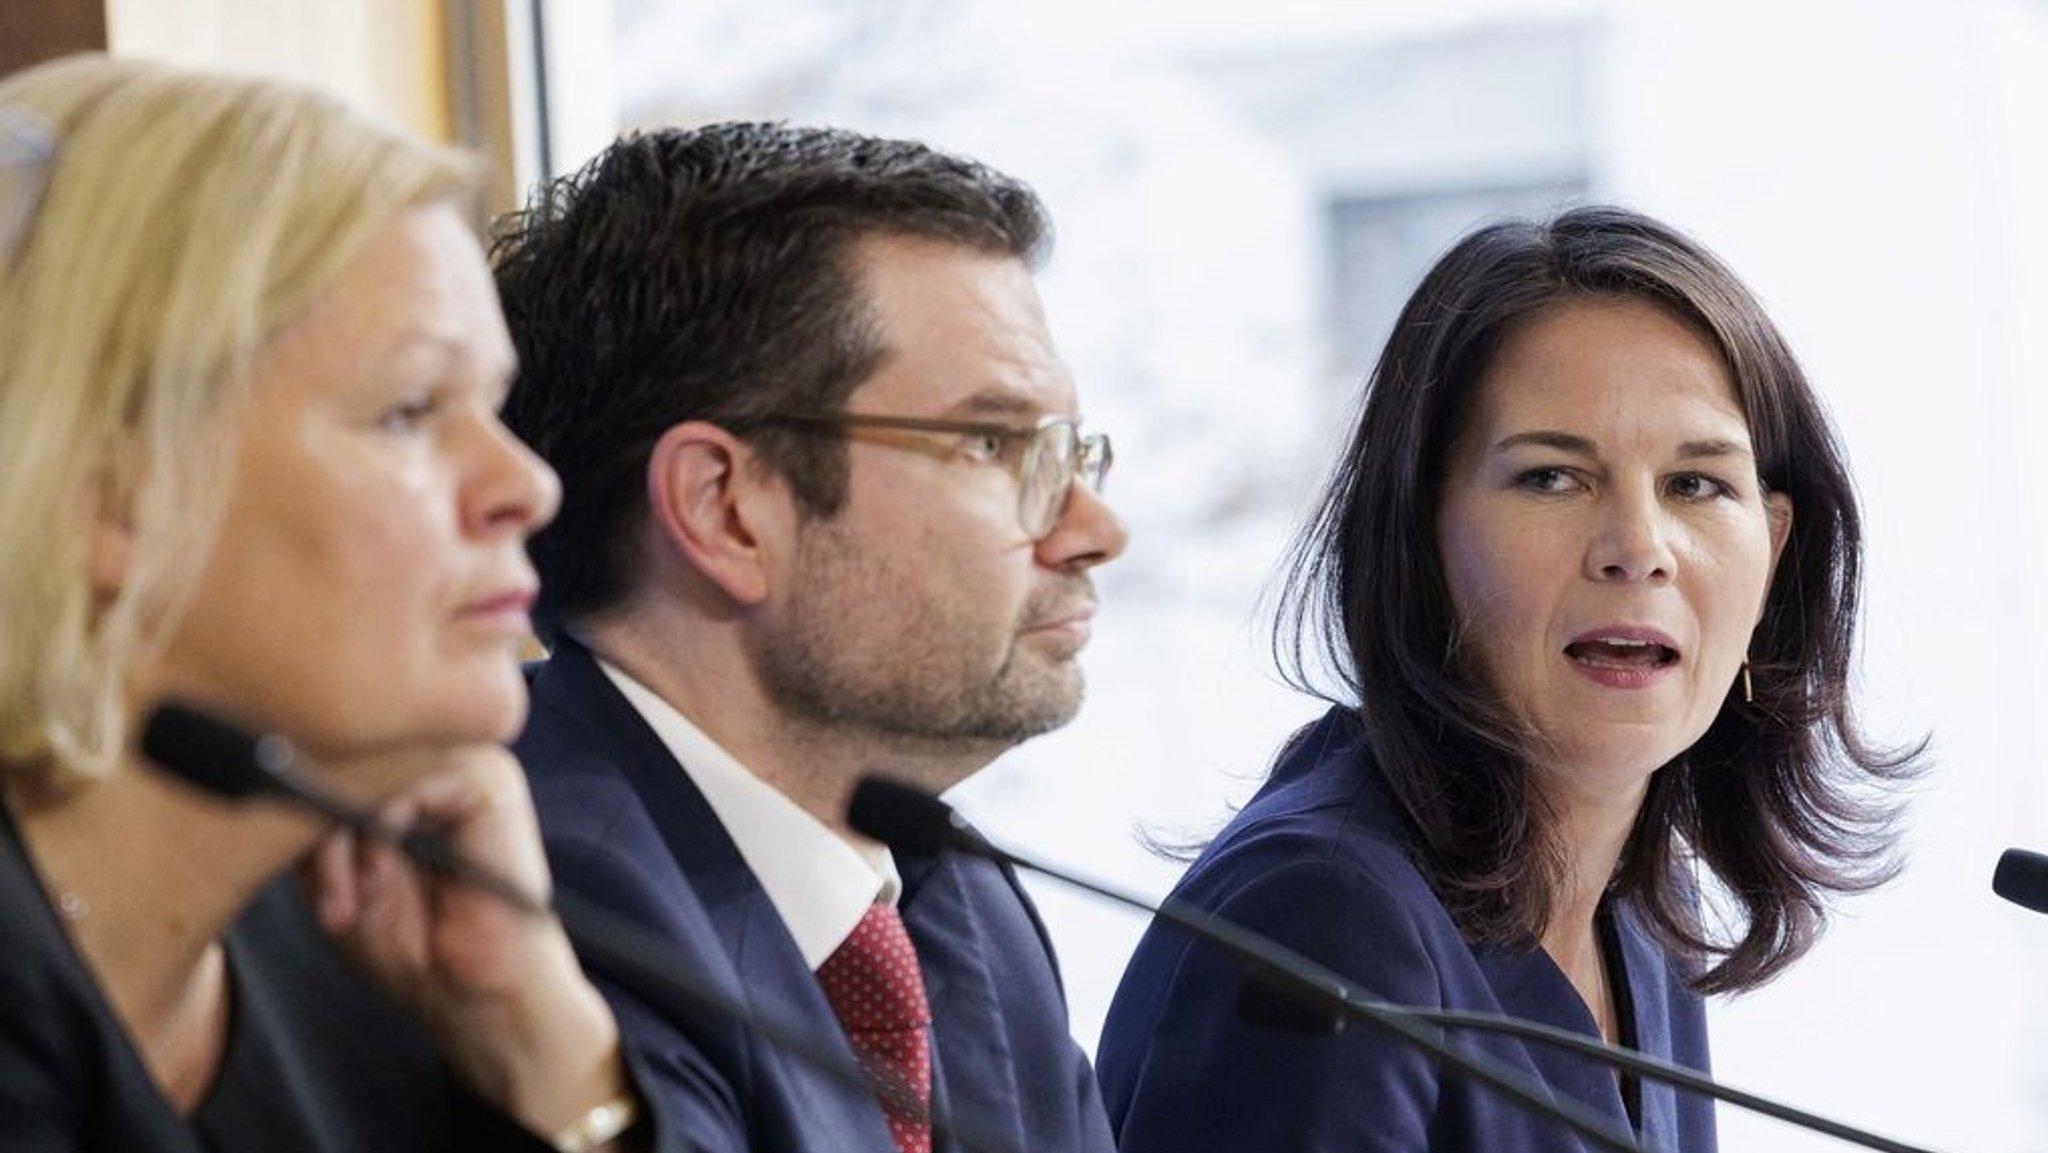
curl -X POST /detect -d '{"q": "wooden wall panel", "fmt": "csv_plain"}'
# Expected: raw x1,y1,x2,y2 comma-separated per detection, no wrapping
0,0,110,78
103,0,450,141
5,0,532,233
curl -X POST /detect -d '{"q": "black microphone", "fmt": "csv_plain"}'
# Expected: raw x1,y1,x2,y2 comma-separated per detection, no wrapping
1993,848,2048,913
140,701,1025,1153
850,776,1944,1153
141,703,541,912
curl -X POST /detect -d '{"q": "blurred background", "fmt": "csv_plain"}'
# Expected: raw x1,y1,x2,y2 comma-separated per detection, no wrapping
11,0,2046,1148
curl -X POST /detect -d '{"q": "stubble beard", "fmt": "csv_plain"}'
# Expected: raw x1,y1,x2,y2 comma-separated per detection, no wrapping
759,615,1086,748
754,527,1088,750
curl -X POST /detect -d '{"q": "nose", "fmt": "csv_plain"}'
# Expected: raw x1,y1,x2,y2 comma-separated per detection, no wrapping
469,415,562,537
1035,480,1128,571
1584,488,1674,584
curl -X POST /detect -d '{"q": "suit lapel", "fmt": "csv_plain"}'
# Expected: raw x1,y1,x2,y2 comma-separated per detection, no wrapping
530,639,901,1153
1611,900,1683,1143
899,852,1028,1153
1472,938,1633,1125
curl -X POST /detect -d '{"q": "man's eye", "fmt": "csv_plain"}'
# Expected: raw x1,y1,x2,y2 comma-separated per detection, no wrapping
962,432,1006,462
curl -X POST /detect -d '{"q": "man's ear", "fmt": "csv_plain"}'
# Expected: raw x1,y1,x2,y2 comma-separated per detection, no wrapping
645,421,791,606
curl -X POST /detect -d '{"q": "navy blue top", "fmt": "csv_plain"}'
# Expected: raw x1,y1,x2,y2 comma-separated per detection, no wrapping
1097,706,1717,1152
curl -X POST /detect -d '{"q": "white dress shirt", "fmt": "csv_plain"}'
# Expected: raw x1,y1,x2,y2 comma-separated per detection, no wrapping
598,658,901,970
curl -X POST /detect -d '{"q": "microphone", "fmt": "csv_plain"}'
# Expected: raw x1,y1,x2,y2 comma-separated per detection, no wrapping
141,703,542,912
1992,848,2048,913
850,776,1942,1153
140,701,1025,1153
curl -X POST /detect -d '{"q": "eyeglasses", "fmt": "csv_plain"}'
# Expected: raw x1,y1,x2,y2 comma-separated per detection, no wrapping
750,411,1113,541
0,106,57,268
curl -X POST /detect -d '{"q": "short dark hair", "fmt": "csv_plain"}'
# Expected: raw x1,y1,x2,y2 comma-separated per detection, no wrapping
1276,204,1921,993
490,122,1050,640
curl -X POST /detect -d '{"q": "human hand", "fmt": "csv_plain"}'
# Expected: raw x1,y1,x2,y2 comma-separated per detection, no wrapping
301,744,632,1142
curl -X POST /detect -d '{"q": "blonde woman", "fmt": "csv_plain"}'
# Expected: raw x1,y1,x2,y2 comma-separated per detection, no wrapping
0,55,674,1152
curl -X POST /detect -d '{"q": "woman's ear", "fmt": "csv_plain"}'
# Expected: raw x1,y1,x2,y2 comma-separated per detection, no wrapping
1755,490,1796,629
1765,490,1794,576
644,421,792,606
90,517,133,601
88,445,141,602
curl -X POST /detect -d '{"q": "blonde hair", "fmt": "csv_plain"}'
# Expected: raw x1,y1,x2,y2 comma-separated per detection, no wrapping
0,55,478,787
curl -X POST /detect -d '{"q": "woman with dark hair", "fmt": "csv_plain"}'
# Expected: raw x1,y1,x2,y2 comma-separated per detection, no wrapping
1095,205,1918,1151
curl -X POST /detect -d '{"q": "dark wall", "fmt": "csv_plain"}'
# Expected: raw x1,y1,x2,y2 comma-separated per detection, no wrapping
1,0,108,78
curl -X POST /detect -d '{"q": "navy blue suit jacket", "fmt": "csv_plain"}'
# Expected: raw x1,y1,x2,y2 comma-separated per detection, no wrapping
1097,706,1718,1152
515,637,1116,1153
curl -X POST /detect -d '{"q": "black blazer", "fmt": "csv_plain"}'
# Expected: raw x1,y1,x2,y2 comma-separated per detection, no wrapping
0,804,573,1153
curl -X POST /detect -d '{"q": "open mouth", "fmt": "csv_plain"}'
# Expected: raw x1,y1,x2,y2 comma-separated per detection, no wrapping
1564,637,1679,670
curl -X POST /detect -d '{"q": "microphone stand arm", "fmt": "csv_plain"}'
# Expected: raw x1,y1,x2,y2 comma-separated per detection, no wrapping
989,841,1940,1153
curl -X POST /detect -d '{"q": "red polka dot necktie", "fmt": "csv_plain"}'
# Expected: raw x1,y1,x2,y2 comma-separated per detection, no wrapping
817,902,933,1153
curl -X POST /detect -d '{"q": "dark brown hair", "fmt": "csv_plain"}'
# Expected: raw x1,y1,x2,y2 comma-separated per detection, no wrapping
1276,204,1921,992
491,122,1049,641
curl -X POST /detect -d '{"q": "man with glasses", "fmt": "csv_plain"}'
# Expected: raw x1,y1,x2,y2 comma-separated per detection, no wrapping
492,122,1125,1153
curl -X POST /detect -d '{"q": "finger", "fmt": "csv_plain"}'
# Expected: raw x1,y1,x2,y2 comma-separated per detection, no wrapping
389,750,551,900
350,804,440,966
395,750,527,835
303,828,361,933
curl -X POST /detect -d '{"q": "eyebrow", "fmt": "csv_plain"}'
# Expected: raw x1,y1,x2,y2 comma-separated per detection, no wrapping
940,388,1057,421
380,331,516,379
372,331,460,369
360,334,516,414
1491,430,1755,461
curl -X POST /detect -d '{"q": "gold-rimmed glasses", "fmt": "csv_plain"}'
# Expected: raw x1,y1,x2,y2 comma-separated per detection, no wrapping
750,411,1113,541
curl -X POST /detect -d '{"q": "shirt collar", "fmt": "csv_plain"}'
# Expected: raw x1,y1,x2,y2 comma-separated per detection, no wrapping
596,658,901,970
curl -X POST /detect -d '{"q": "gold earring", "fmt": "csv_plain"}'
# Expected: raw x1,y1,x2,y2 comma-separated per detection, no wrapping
1741,659,1754,705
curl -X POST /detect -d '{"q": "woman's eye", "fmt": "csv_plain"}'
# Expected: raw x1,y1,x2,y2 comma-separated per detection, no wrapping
378,392,440,432
1667,472,1733,501
1513,466,1578,494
